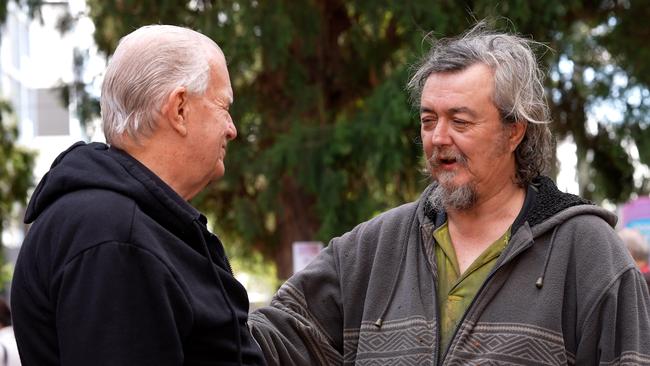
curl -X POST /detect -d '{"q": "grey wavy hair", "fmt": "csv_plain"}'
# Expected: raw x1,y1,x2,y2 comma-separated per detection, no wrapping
101,25,221,146
407,22,553,186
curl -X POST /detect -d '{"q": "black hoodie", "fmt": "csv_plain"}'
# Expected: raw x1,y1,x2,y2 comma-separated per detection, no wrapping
11,142,266,366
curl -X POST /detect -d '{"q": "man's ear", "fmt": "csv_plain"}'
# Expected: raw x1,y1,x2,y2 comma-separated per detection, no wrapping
161,86,189,137
508,121,527,152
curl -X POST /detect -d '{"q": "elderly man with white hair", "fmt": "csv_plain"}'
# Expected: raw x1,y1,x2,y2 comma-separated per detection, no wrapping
11,25,266,366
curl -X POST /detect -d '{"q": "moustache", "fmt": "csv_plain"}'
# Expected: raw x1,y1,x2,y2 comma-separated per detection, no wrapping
427,148,468,168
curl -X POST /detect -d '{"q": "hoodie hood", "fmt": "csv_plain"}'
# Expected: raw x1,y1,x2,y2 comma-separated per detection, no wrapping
523,176,617,236
418,175,618,293
25,142,200,233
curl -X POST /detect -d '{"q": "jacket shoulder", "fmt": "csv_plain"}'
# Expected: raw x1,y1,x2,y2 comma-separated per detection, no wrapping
26,188,137,250
556,212,630,269
333,201,419,248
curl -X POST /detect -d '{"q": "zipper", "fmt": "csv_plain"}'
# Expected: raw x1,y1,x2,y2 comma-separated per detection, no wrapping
210,232,235,275
438,231,534,364
420,224,442,366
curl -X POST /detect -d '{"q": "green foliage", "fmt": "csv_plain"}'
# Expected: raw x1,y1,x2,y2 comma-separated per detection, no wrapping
58,48,101,128
0,263,13,294
0,0,45,22
0,0,6,25
0,101,36,252
23,0,650,278
589,125,634,202
601,0,650,87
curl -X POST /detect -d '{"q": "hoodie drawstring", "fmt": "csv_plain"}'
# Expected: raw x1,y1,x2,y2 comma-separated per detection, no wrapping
535,226,560,289
193,220,243,365
374,210,418,328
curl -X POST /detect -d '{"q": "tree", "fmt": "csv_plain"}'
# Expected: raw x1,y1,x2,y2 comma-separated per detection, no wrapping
0,102,35,261
0,1,37,267
28,0,650,279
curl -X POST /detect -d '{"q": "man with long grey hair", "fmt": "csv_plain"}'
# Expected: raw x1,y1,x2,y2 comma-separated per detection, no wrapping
249,22,650,365
11,25,266,365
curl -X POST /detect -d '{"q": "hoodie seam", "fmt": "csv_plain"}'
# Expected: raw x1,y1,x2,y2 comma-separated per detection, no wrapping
530,207,616,238
61,240,195,325
579,265,636,338
128,201,137,244
331,238,344,327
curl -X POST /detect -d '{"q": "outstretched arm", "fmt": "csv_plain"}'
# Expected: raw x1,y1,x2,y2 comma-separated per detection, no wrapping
249,243,344,366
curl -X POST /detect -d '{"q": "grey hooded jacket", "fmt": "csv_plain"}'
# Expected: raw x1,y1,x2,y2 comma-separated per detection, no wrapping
250,177,650,365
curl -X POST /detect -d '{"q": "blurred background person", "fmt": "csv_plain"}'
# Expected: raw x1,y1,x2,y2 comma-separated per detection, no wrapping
0,299,20,366
619,228,650,290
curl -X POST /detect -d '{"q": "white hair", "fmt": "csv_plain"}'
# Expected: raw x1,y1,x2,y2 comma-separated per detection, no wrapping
101,25,221,146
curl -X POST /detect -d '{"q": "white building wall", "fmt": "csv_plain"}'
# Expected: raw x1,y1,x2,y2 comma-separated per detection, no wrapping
0,0,102,252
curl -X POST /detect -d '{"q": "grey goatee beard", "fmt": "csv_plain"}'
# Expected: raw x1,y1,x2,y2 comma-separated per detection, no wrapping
428,176,478,211
426,149,478,211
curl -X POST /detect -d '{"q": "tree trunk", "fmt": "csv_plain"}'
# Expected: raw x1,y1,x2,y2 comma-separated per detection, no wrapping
273,175,320,281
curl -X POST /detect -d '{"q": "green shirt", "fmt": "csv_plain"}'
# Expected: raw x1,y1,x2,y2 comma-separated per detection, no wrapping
433,222,510,354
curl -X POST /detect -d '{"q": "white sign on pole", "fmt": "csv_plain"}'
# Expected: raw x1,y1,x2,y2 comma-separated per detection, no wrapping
292,241,323,274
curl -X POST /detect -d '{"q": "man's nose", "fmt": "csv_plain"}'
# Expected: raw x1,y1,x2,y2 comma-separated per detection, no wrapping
430,119,451,145
226,117,237,140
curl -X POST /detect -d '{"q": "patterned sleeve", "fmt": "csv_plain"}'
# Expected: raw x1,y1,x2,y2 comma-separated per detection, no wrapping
249,242,344,366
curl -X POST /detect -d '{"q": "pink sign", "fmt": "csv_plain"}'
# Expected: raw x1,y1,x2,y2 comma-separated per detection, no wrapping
621,196,650,243
622,196,650,227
